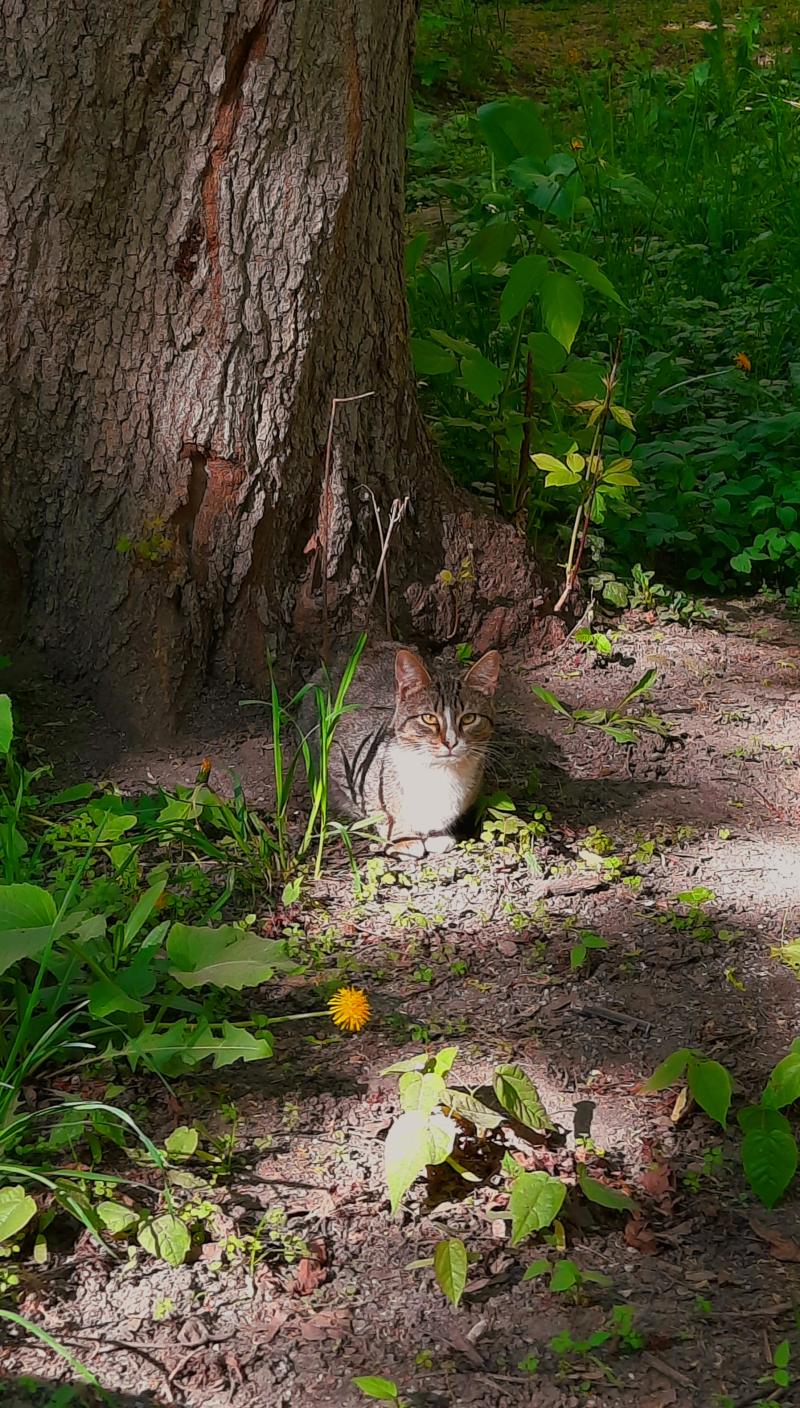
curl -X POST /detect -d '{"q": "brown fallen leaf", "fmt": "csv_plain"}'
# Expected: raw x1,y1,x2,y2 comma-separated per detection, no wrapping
625,1215,659,1255
640,1162,674,1206
298,1308,351,1341
442,1323,485,1369
290,1238,328,1295
749,1216,800,1262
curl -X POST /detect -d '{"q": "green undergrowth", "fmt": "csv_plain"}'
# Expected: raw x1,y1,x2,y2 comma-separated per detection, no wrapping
407,1,800,601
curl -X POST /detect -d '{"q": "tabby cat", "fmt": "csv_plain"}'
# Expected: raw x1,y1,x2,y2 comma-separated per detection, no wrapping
314,642,501,857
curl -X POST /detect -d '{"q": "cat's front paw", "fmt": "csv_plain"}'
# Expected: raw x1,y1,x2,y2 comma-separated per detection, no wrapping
384,836,427,859
424,833,456,855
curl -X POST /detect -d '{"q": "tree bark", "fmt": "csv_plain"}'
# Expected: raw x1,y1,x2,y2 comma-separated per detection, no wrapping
0,0,557,732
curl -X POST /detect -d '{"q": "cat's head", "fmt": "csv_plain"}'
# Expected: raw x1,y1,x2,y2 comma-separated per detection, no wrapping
392,648,501,764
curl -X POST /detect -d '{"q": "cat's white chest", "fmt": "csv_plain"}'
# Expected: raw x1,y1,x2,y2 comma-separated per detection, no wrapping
390,744,480,835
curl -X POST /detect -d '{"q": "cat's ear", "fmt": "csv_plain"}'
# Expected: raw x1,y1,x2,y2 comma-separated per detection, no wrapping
464,649,501,696
395,649,432,697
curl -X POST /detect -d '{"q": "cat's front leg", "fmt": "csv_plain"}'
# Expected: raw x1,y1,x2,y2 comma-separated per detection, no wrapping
424,832,456,855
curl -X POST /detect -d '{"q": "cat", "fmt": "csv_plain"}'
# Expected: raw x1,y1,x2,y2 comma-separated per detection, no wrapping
305,642,501,857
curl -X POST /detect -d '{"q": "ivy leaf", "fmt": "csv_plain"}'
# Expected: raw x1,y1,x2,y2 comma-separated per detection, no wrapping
137,1214,191,1268
687,1056,732,1129
500,254,548,324
509,1171,566,1245
540,272,584,352
433,1237,468,1308
493,1064,555,1131
578,1164,638,1213
0,1187,37,1243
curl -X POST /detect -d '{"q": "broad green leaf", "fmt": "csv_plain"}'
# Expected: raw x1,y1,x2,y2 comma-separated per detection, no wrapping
642,1048,691,1092
531,453,568,475
399,1070,447,1116
609,404,635,430
460,354,503,405
0,884,56,931
687,1056,731,1128
763,1051,800,1110
554,358,606,403
212,1021,274,1068
556,250,624,306
123,878,168,946
381,1054,428,1076
578,1164,638,1212
428,329,479,357
405,231,428,277
411,338,456,377
522,1258,550,1280
509,1170,566,1245
544,465,581,488
500,254,548,324
167,924,294,990
530,684,572,717
164,1126,199,1158
442,1088,503,1132
527,331,568,374
97,1201,139,1236
0,695,12,755
137,1214,191,1267
740,1108,797,1207
493,1063,554,1131
476,99,552,167
433,1237,468,1308
0,1187,37,1242
384,1111,455,1214
88,977,146,1019
730,552,752,573
431,1046,459,1078
540,272,584,352
353,1378,399,1402
549,1259,579,1291
458,220,517,272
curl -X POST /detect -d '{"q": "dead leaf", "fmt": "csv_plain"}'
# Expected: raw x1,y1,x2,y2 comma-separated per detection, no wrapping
290,1238,327,1295
670,1086,692,1123
625,1215,659,1255
442,1323,485,1369
252,1309,289,1344
749,1217,800,1262
640,1162,674,1205
298,1308,350,1341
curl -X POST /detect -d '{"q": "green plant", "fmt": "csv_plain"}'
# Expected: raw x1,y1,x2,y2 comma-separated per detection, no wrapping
570,930,608,970
524,1256,612,1299
532,668,671,744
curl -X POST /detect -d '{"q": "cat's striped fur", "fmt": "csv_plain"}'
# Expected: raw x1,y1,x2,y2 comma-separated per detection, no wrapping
308,642,501,856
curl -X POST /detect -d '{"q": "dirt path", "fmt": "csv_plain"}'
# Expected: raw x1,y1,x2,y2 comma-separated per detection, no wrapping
5,604,800,1408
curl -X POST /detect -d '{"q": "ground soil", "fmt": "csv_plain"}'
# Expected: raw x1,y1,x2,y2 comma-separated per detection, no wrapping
3,600,800,1408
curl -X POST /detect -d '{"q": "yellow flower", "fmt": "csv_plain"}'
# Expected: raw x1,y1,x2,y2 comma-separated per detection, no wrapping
565,46,581,65
570,138,584,151
735,352,751,372
328,987,371,1033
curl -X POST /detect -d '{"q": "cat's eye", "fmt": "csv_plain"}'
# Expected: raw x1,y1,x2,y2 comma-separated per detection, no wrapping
460,712,477,726
421,713,438,727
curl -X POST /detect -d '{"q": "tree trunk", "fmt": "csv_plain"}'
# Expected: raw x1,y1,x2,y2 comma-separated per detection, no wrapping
0,0,557,732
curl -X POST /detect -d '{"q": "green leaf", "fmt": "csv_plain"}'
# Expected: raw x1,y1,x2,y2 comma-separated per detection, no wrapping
399,1071,447,1116
687,1057,731,1129
730,551,752,573
0,695,12,756
740,1108,797,1207
433,1237,468,1308
381,1054,428,1076
530,684,572,717
544,465,581,488
431,1046,459,1078
540,272,584,352
549,1259,579,1292
96,1201,139,1236
0,1187,37,1242
493,1063,555,1131
411,338,456,376
442,1088,504,1132
459,220,518,272
167,924,294,990
527,331,568,374
137,1214,191,1268
500,254,548,324
774,1339,791,1369
0,883,57,932
460,354,503,405
554,358,606,402
212,1021,274,1068
353,1378,399,1402
556,250,624,306
609,403,635,430
384,1111,456,1214
123,878,168,945
88,977,146,1019
164,1126,199,1158
522,1258,550,1280
642,1048,691,1092
578,1164,638,1212
476,98,552,167
531,453,568,475
509,1170,566,1245
762,1051,800,1109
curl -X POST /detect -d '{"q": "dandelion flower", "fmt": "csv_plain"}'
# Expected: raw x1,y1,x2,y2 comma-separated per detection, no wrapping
328,986,371,1033
570,137,584,151
735,352,751,372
